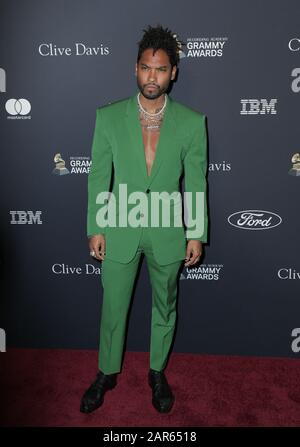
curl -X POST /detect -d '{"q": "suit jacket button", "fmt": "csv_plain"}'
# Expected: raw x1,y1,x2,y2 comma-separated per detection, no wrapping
146,188,150,193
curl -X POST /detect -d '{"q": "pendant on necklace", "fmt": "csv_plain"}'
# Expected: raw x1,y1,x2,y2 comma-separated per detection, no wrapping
146,125,160,129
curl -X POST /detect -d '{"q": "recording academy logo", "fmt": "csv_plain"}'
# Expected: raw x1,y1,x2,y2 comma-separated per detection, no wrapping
288,153,300,176
38,42,110,57
0,67,6,92
180,264,224,280
209,161,231,172
52,153,91,175
5,98,31,119
228,210,282,230
240,99,277,115
277,268,300,280
52,263,101,275
10,211,42,224
179,37,228,58
0,328,6,352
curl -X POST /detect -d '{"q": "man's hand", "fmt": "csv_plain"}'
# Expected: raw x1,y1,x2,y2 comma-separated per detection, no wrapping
184,240,202,267
88,234,106,261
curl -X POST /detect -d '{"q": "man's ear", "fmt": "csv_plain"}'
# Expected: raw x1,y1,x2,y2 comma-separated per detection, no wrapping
171,66,177,80
135,63,138,76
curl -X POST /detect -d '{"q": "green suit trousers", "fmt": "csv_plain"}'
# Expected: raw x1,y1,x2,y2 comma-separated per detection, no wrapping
99,225,183,374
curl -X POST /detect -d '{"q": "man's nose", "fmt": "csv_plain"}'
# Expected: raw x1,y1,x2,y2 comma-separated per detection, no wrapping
148,69,157,82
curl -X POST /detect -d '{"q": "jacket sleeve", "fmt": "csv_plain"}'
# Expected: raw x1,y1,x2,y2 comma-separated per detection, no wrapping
183,113,208,242
87,108,113,237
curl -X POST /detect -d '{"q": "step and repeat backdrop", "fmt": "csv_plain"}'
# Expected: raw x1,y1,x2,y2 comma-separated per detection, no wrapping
1,0,300,358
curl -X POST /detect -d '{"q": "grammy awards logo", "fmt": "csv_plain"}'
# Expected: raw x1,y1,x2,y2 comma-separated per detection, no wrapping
180,264,224,280
52,153,70,175
288,153,300,176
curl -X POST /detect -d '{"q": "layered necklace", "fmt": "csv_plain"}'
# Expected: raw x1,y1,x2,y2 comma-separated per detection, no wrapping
137,92,167,131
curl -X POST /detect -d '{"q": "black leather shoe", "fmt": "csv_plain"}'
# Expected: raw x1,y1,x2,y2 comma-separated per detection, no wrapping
80,370,117,413
148,369,175,413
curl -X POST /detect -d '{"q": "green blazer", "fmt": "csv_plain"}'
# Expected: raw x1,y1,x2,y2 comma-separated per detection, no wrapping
87,91,208,265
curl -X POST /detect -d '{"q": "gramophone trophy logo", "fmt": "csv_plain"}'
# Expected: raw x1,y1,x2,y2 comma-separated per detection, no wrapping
173,33,186,59
52,153,70,175
288,153,300,176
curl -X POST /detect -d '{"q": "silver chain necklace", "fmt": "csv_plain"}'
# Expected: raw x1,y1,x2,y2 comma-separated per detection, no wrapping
137,92,167,130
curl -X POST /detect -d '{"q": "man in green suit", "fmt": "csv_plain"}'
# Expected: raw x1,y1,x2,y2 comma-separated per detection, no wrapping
80,25,208,414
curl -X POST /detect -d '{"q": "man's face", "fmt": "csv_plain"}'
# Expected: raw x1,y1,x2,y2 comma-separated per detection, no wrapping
135,48,177,100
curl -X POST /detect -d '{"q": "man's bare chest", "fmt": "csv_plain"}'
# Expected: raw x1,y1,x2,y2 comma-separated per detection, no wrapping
140,116,162,177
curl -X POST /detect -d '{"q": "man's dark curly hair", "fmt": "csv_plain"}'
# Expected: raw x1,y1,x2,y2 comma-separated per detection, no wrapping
137,24,184,68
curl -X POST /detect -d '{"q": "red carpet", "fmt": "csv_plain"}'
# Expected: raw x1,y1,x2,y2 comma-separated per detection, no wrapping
1,348,300,426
